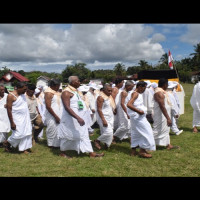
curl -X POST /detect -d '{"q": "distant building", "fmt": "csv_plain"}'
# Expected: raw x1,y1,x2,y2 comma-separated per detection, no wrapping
36,76,51,88
0,71,29,88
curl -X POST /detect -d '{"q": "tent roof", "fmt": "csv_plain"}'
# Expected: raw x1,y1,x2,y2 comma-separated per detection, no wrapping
138,69,178,80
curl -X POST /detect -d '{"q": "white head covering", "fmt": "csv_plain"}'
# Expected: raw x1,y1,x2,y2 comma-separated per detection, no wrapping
144,80,152,88
112,84,116,88
88,82,98,90
78,85,89,92
151,82,158,89
168,81,177,89
34,88,41,95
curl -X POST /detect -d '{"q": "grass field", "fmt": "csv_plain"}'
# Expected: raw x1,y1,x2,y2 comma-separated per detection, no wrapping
0,83,199,177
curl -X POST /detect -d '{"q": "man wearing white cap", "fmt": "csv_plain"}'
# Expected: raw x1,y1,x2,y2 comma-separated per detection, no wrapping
86,83,98,126
190,80,200,133
78,85,94,135
167,81,183,135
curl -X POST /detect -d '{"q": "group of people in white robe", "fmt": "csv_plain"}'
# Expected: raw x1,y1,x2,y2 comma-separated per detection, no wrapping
0,75,185,158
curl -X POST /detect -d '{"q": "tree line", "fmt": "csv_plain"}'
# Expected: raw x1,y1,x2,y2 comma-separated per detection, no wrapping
1,43,200,84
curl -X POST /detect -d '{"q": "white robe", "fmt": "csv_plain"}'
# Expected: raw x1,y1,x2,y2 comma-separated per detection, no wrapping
168,91,180,133
114,90,131,140
128,92,156,151
153,92,172,146
114,89,122,130
58,90,93,154
142,87,154,115
86,91,97,126
190,82,200,127
37,92,46,138
0,93,11,143
45,95,62,147
7,93,32,151
96,95,114,147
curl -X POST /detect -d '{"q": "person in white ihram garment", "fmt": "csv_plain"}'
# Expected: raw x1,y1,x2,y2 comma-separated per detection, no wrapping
3,82,32,154
167,81,183,136
35,86,46,140
58,76,104,159
111,78,124,131
44,79,62,148
190,79,200,133
143,80,154,124
78,85,94,135
127,81,156,158
94,83,117,150
0,85,11,147
113,80,135,143
86,83,98,127
152,78,180,150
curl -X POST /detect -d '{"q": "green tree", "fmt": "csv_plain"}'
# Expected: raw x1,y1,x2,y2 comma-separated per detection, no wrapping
61,63,91,83
113,63,126,76
159,53,168,66
190,43,200,69
0,66,10,78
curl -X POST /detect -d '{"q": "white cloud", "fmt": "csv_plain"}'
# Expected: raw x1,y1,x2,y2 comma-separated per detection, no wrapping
0,24,166,71
151,33,166,43
180,24,200,45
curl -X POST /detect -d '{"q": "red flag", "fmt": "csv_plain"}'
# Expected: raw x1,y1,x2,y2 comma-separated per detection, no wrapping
168,50,173,69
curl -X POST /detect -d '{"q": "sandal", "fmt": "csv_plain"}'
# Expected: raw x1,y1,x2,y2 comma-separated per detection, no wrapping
167,145,180,150
90,152,105,158
60,153,72,159
139,152,152,158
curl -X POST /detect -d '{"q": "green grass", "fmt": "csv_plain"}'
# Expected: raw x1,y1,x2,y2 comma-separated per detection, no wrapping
1,83,200,177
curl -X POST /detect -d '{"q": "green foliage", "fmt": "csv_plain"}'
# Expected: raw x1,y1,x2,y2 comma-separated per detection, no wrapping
0,66,10,78
113,63,126,76
61,63,91,83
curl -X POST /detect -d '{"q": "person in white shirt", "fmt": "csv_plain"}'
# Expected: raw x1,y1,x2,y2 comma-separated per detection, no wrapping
0,85,11,147
190,80,200,133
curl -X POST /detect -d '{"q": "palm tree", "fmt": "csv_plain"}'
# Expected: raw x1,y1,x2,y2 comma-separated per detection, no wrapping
138,60,149,70
159,53,168,66
190,43,200,67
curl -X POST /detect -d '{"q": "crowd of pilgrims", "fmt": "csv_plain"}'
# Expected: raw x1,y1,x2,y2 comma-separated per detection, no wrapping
0,76,183,158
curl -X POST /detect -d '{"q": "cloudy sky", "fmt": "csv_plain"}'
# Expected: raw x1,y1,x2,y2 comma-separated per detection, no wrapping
0,24,199,73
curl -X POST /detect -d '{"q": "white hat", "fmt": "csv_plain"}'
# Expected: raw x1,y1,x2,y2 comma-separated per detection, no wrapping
97,84,103,90
78,85,89,92
88,82,98,90
34,88,41,95
168,81,176,89
144,80,152,88
112,84,116,88
172,81,178,87
151,82,158,89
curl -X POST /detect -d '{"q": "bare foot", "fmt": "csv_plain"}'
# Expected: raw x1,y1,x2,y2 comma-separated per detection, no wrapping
94,140,101,150
89,152,105,158
59,153,72,159
193,127,198,133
